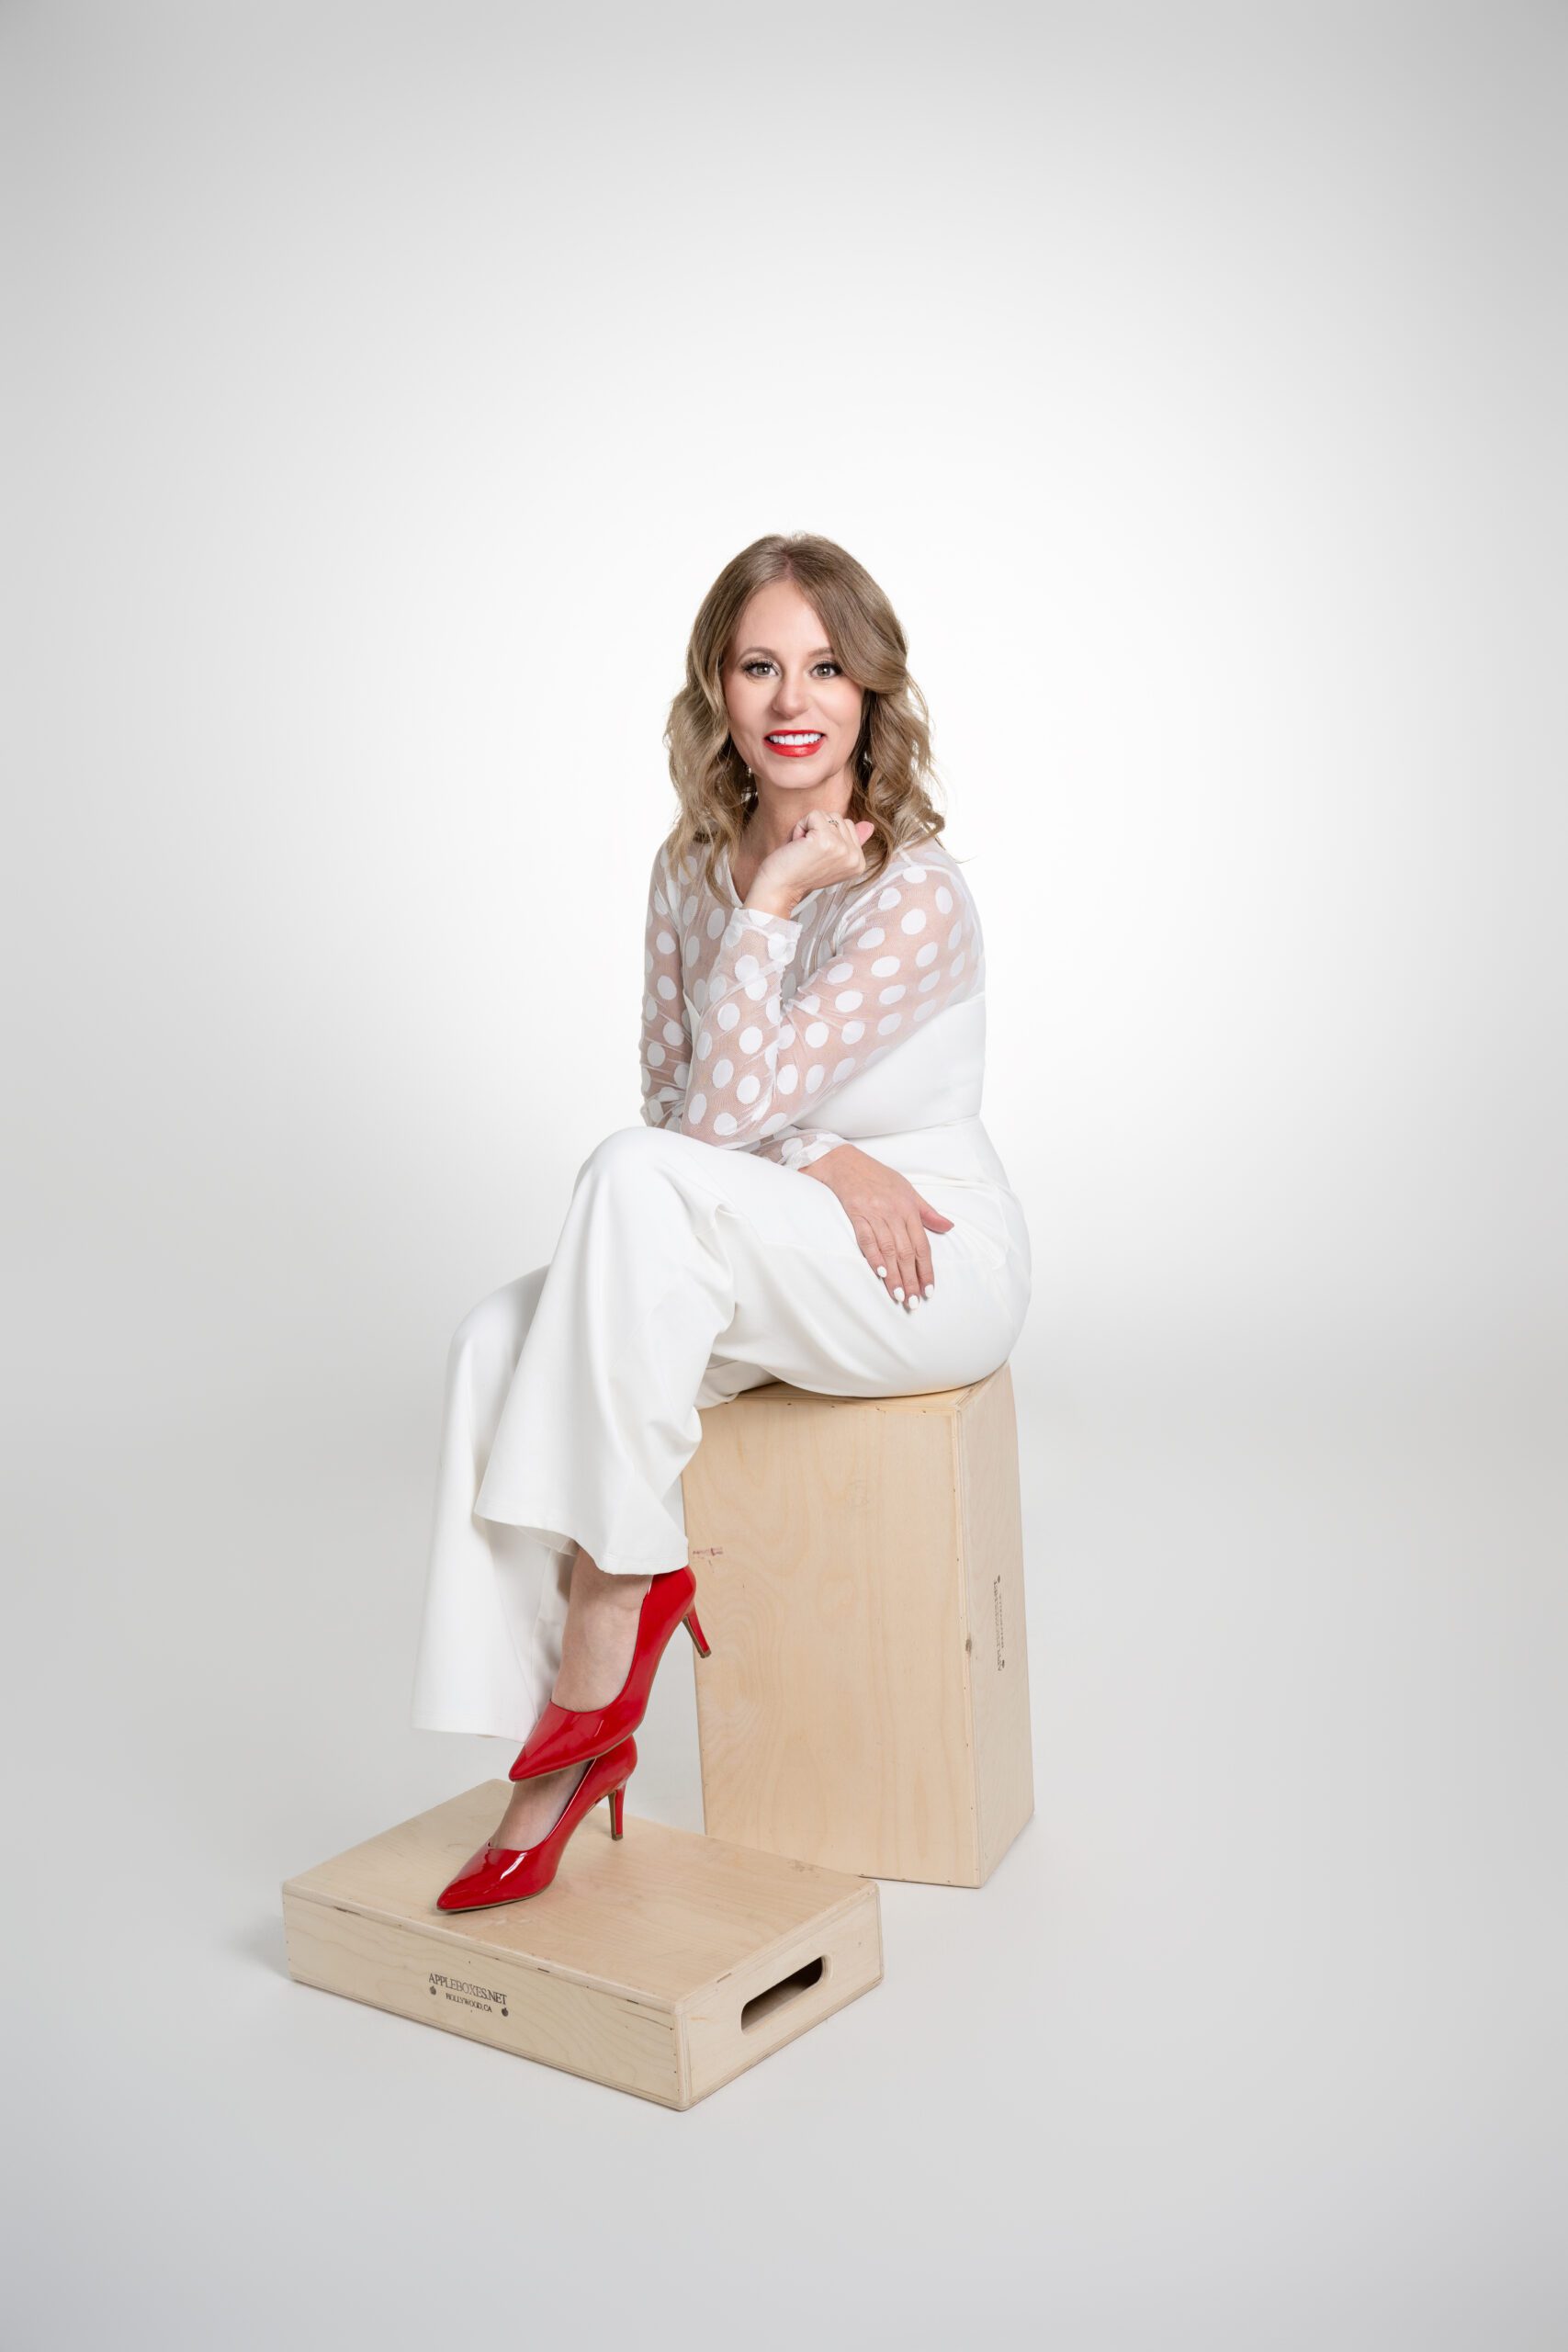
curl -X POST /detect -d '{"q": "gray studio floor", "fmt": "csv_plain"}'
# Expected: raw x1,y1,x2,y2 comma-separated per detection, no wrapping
7,1334,1558,2349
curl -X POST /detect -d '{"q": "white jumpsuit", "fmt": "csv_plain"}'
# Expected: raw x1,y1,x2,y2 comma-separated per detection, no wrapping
409,830,1032,1741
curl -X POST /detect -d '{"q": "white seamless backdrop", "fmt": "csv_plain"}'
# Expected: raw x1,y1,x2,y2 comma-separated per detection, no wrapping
4,4,1562,2348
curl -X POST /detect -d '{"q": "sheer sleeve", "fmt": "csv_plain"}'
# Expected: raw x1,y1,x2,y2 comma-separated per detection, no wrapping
677,855,980,1154
752,1125,850,1174
638,844,691,1132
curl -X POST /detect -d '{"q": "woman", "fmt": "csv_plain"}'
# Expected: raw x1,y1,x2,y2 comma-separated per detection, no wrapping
413,531,1032,1911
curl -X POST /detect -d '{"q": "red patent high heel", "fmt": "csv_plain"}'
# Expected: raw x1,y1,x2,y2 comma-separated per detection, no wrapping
435,1736,637,1913
508,1564,711,1782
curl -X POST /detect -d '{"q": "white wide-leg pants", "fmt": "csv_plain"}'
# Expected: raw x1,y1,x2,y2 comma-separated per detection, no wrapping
409,1123,1032,1741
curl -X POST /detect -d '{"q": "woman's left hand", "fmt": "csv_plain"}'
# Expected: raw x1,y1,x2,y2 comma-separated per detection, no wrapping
802,1145,955,1310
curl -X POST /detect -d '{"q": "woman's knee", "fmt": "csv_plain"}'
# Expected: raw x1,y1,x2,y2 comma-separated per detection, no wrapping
574,1123,690,1190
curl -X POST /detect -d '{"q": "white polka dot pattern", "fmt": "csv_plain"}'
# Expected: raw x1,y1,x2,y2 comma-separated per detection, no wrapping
639,834,985,1172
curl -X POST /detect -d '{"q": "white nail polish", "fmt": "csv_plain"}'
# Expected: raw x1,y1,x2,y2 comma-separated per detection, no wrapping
893,1286,904,1301
923,1283,935,1298
875,1265,887,1277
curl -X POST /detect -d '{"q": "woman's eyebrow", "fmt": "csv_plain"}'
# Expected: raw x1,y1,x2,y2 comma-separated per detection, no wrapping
736,645,836,661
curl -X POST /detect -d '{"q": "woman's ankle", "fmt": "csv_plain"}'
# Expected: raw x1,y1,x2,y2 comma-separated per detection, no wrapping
569,1548,651,1607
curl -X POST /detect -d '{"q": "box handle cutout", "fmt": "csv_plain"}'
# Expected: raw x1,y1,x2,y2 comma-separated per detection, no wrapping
741,1954,827,2030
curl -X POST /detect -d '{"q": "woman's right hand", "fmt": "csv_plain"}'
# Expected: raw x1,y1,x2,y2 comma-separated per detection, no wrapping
802,1146,955,1309
743,811,878,917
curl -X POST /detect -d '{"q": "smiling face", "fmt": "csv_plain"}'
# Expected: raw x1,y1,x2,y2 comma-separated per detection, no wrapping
722,579,866,816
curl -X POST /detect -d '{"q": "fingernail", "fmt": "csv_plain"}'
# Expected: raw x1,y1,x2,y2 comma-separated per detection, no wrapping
875,1265,887,1277
893,1286,904,1301
923,1283,935,1298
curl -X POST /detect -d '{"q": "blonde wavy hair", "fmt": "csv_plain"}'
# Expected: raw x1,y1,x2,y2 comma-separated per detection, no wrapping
661,532,953,902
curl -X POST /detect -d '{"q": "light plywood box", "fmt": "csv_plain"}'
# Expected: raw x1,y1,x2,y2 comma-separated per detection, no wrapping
682,1363,1034,1887
282,1782,881,2109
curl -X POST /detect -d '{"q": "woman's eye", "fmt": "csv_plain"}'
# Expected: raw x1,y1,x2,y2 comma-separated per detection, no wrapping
741,659,840,676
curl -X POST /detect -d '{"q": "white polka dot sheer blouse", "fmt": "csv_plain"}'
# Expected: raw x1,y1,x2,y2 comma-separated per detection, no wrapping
638,831,986,1173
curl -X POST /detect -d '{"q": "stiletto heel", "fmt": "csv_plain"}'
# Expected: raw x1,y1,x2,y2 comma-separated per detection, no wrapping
436,1736,637,1912
509,1564,708,1781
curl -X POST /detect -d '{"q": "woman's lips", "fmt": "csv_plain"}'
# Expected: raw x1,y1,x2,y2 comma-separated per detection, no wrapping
762,732,825,759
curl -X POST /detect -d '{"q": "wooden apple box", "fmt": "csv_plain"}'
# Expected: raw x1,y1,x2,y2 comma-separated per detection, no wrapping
281,1781,882,2109
681,1363,1034,1887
